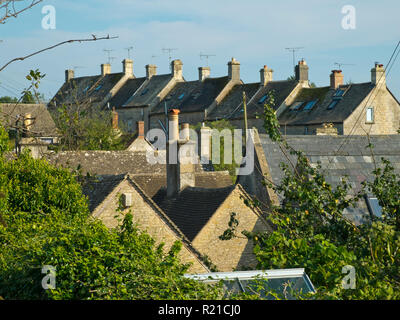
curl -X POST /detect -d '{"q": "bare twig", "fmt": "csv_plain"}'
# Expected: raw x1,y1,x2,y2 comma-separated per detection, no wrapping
0,35,119,72
0,0,43,24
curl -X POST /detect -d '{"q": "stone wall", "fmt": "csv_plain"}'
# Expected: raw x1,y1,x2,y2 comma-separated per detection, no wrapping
192,185,270,272
344,87,400,135
92,178,209,274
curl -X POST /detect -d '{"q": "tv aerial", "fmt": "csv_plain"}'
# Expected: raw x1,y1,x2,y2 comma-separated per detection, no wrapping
200,52,216,67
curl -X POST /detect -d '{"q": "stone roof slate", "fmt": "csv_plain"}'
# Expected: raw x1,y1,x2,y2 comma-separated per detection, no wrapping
207,82,260,120
0,103,58,137
152,76,230,114
123,74,172,107
259,134,400,224
278,82,375,125
152,185,236,241
109,77,146,108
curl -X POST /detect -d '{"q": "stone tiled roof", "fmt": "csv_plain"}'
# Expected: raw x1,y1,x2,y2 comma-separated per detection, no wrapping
82,174,126,212
152,185,236,241
152,76,230,114
109,77,146,108
49,73,125,108
229,80,298,120
151,80,202,114
123,74,172,107
0,103,58,137
278,82,375,125
259,134,400,224
207,82,260,120
45,151,167,175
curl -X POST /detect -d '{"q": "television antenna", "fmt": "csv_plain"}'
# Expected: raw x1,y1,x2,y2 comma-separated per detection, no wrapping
151,55,158,62
162,47,178,67
73,66,85,71
125,46,134,59
334,62,355,69
200,52,216,67
103,49,115,64
285,47,304,70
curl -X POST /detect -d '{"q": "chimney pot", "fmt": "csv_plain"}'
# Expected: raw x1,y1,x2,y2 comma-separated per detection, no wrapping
101,63,111,76
171,59,183,79
65,69,74,83
122,59,133,77
295,59,309,82
146,64,157,79
180,123,190,140
228,57,240,82
371,63,386,87
137,121,144,139
330,70,344,89
198,66,210,81
112,107,118,130
260,65,273,86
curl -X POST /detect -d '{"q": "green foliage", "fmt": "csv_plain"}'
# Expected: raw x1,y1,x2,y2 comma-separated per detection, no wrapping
222,93,400,299
0,96,18,103
52,104,128,151
0,125,9,156
0,144,223,299
192,120,241,182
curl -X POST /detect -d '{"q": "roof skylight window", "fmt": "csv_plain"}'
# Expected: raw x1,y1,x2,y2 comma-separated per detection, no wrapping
141,88,149,96
290,102,304,111
94,85,102,91
178,93,185,100
258,94,268,104
333,89,345,97
303,100,317,111
327,100,339,110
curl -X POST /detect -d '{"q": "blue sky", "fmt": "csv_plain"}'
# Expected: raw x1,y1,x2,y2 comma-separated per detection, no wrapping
0,0,399,100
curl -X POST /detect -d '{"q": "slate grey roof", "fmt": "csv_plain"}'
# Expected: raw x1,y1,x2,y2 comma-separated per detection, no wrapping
228,80,298,120
82,174,126,212
152,76,231,114
49,75,102,108
151,80,202,114
49,73,126,109
278,82,375,125
109,77,146,108
84,171,234,210
259,134,400,224
0,103,58,137
152,185,236,241
123,74,173,108
207,82,260,120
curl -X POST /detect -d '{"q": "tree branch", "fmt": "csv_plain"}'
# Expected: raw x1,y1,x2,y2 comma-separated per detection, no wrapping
0,35,119,72
0,0,43,24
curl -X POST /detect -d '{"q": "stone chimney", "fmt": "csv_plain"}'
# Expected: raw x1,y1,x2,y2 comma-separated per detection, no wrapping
180,123,190,140
171,59,183,80
198,67,210,81
260,65,273,86
23,113,34,137
228,57,240,81
199,124,212,164
112,107,118,130
330,70,344,89
101,63,111,76
146,64,157,79
166,109,195,198
371,63,386,87
65,69,74,83
122,59,133,77
295,59,309,82
137,121,144,139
